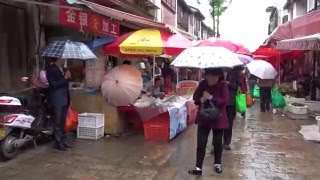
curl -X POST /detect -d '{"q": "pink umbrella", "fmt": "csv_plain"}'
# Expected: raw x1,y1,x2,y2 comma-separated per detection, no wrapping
101,65,142,106
197,37,251,55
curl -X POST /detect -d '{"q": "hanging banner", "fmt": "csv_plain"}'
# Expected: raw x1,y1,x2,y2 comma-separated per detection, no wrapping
59,6,120,37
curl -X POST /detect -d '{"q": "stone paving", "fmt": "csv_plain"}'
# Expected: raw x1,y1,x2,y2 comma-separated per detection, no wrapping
1,104,320,180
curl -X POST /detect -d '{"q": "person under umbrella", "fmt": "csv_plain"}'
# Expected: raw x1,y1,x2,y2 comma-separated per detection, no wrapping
258,79,274,112
188,68,229,175
222,66,242,151
46,58,72,151
246,60,278,112
40,40,97,151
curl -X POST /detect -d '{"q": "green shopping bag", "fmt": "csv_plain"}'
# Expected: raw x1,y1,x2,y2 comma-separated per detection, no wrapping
235,91,247,114
253,86,260,98
271,87,286,108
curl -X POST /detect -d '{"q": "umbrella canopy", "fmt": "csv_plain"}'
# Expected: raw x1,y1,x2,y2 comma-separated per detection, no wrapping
86,37,115,49
238,54,253,64
247,60,278,79
170,46,243,69
101,65,142,106
40,40,97,60
276,33,320,50
104,28,192,56
197,37,251,55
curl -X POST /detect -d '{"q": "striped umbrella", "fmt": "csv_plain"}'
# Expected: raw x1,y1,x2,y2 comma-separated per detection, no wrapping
40,40,97,60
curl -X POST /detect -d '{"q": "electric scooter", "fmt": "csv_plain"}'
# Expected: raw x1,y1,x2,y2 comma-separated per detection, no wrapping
0,78,53,160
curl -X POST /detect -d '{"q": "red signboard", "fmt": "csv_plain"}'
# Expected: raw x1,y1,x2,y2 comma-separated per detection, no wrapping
59,7,120,37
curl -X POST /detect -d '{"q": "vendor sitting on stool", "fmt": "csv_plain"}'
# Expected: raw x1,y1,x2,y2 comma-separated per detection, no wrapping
148,77,165,97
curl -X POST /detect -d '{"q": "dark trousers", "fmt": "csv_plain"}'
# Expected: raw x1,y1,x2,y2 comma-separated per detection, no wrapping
223,106,236,146
196,126,223,168
259,87,272,111
52,104,68,144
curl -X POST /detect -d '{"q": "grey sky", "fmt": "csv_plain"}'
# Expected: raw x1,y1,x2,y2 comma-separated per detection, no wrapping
191,0,272,51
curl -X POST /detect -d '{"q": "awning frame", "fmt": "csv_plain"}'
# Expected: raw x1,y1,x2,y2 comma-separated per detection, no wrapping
276,33,320,50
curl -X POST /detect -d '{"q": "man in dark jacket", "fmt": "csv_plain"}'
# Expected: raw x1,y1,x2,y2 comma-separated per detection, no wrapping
212,68,241,152
46,58,72,151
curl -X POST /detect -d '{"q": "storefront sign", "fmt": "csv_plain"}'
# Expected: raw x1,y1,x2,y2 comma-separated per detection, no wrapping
168,102,187,140
60,8,120,37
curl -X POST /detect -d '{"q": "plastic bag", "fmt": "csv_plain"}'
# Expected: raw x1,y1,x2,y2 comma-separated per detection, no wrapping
271,87,286,108
246,93,254,107
65,106,79,132
38,70,48,84
253,86,260,98
236,92,247,113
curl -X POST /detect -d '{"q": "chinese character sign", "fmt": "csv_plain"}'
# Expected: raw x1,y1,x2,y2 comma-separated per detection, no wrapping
60,8,120,37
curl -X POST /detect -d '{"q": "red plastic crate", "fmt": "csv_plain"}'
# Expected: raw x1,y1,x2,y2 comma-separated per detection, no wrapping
143,113,169,141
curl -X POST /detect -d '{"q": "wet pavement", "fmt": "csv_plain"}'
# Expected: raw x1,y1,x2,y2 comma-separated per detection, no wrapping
1,104,320,180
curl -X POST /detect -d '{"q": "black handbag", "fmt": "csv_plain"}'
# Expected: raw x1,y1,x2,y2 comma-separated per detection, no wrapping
198,100,220,121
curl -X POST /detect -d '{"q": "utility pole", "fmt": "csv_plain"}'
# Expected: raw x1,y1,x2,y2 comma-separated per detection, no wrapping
315,0,318,10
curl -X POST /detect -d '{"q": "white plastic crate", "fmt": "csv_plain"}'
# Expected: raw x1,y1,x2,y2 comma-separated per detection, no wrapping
78,113,104,128
77,126,104,140
286,103,308,115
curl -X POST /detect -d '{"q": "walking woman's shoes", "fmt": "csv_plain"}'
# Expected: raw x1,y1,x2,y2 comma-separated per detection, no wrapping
188,167,202,175
215,164,223,174
224,144,232,150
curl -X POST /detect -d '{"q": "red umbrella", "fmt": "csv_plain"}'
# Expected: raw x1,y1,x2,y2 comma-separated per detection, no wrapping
267,10,320,44
197,37,251,55
253,45,307,58
104,28,192,57
252,46,307,72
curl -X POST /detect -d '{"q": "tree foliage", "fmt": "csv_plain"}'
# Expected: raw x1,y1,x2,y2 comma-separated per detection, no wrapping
209,0,232,37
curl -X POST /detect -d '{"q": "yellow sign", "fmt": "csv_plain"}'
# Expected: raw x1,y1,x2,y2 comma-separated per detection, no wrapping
119,29,163,55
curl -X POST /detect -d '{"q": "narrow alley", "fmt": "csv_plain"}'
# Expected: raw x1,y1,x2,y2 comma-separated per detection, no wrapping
1,104,320,180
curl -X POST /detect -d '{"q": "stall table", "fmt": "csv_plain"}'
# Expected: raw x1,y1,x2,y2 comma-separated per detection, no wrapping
119,95,197,141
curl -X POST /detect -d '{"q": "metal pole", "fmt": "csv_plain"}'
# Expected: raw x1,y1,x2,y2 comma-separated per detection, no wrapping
152,55,155,86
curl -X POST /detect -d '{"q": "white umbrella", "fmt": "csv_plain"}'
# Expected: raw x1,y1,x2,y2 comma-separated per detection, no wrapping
247,60,278,79
170,46,243,69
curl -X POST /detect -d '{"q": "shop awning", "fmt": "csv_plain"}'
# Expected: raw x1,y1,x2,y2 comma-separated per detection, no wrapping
76,0,165,29
265,10,320,45
86,37,116,49
74,0,197,40
276,33,320,50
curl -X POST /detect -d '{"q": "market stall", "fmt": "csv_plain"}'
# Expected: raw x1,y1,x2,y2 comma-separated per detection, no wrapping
102,28,195,140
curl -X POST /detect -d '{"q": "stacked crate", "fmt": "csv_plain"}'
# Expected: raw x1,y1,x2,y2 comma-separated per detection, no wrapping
77,113,105,140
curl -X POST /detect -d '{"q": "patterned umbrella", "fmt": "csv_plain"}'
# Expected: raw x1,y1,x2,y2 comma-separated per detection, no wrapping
170,46,243,69
40,40,97,60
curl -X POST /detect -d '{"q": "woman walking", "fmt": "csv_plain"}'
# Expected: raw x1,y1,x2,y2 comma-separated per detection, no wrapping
257,79,274,112
188,68,229,175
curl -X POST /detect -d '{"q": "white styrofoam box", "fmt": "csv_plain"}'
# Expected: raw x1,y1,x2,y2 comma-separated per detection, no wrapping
286,103,308,115
77,126,104,140
284,97,306,105
316,116,320,133
78,113,104,128
285,111,308,120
